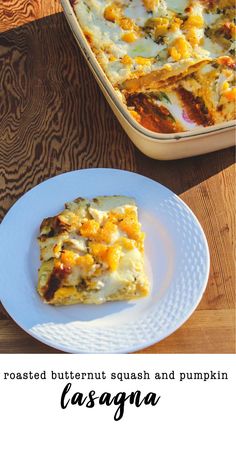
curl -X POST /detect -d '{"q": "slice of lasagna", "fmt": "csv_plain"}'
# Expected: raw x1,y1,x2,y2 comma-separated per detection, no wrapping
37,196,149,305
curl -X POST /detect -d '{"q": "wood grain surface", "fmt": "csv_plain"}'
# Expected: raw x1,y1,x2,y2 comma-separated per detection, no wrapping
0,2,235,353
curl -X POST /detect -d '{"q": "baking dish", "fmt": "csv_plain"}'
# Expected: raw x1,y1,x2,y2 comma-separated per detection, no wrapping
61,0,235,160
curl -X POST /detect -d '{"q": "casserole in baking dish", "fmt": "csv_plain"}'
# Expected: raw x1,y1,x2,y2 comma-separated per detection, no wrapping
61,0,235,159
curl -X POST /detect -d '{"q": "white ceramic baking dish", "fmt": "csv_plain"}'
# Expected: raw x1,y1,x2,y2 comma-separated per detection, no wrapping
61,0,235,160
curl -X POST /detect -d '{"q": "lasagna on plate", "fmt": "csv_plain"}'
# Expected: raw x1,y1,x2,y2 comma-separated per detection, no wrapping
72,0,236,133
37,196,149,305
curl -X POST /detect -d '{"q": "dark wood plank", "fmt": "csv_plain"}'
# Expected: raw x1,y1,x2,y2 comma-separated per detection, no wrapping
0,0,62,33
0,13,137,222
0,320,62,353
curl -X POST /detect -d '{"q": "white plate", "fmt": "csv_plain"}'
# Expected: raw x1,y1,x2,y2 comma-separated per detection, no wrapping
0,169,210,353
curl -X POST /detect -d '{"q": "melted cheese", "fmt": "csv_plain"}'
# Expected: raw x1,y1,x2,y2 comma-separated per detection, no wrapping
73,0,218,85
124,2,151,27
165,0,188,14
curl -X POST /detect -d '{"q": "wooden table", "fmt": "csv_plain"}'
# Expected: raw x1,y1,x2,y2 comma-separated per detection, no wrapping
0,1,235,354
